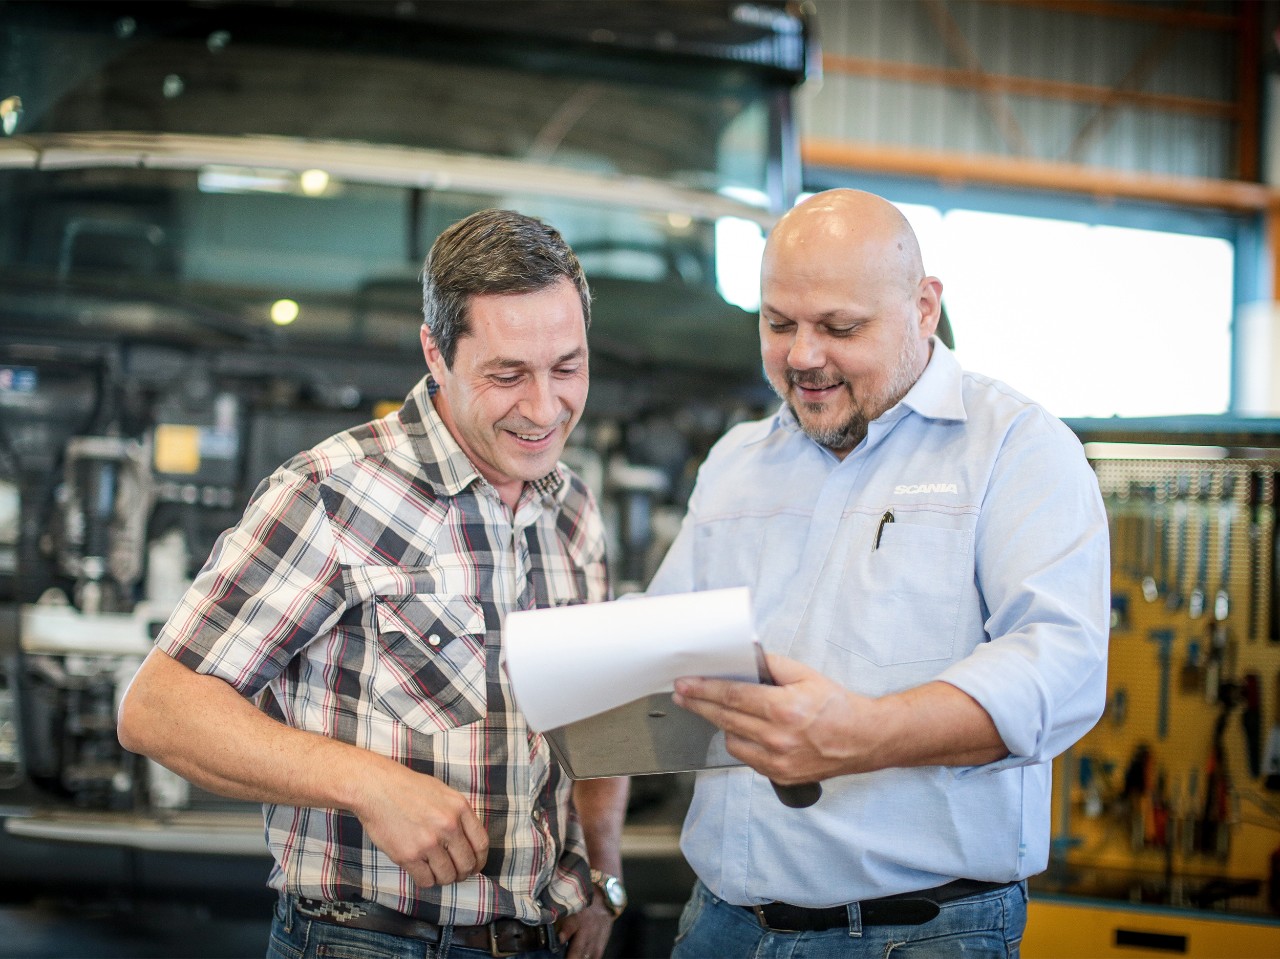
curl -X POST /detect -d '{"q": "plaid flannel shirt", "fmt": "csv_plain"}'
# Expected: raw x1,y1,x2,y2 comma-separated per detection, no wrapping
155,374,609,925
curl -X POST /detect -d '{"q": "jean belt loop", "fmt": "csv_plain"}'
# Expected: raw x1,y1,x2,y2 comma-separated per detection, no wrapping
845,900,864,939
281,893,296,935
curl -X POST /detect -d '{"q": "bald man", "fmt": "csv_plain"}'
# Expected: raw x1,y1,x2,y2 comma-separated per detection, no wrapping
649,190,1109,958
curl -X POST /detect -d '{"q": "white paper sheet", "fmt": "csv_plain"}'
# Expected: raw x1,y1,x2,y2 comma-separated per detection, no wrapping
504,587,758,732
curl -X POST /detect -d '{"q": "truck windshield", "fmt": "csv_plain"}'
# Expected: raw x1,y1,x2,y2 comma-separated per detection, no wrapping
2,2,780,393
4,2,775,196
0,164,764,382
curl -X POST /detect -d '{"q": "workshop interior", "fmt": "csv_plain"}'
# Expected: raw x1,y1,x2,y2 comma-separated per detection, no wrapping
2,1,1280,956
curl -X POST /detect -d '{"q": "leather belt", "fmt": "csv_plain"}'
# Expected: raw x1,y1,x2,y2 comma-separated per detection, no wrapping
744,879,1016,931
293,896,555,957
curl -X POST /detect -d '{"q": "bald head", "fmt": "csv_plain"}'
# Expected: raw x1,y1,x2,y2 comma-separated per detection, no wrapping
763,189,926,301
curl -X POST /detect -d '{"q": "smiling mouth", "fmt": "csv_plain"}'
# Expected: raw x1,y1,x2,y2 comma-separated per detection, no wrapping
507,426,558,446
792,381,844,400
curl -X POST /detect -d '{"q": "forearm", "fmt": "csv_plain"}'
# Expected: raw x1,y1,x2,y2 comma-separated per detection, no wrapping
572,777,629,876
118,647,378,812
858,680,1008,771
675,656,1009,784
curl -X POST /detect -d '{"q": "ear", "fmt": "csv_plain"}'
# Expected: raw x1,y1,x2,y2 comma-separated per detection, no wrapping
420,325,446,381
916,277,943,339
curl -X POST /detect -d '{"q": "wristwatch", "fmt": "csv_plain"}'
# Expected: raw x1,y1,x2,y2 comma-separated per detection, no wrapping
590,869,627,918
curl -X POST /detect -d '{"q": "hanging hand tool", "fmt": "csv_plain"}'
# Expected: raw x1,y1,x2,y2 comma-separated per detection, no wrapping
1123,744,1153,850
1109,686,1128,728
1110,592,1130,632
1271,470,1280,643
1149,629,1175,740
1138,483,1159,603
1188,472,1212,619
1213,474,1234,622
1179,637,1202,694
1263,670,1280,791
1247,471,1265,642
1155,478,1173,601
1166,474,1190,612
1198,703,1234,859
1242,672,1262,779
1204,621,1230,706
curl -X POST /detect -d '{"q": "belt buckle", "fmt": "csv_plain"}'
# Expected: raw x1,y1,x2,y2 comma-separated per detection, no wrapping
752,904,797,933
486,921,523,958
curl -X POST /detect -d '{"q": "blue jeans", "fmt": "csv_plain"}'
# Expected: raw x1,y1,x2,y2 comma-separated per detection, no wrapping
266,895,564,959
670,879,1027,959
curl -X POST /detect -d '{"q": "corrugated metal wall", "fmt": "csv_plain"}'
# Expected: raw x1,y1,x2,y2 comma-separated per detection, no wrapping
802,0,1245,179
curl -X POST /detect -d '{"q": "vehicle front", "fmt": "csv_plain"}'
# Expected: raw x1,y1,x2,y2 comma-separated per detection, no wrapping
0,0,812,897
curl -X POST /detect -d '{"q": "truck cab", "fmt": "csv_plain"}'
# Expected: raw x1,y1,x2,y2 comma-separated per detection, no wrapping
0,0,812,899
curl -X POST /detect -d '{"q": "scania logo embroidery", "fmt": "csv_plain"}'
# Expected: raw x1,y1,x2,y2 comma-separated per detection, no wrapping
894,483,959,494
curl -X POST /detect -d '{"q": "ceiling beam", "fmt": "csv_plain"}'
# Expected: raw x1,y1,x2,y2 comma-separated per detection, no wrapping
802,138,1276,213
922,0,1030,155
990,0,1241,32
1064,15,1188,162
823,53,1236,120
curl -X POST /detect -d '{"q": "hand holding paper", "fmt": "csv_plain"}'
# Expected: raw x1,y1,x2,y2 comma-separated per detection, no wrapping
504,587,821,806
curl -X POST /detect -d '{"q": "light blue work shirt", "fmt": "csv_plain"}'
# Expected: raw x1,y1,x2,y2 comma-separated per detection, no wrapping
646,339,1110,906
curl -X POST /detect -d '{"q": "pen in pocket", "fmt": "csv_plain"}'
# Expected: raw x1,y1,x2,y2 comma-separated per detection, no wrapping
873,509,894,550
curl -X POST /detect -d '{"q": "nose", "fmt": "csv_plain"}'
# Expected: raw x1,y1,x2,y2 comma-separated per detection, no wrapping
518,374,559,427
787,325,824,371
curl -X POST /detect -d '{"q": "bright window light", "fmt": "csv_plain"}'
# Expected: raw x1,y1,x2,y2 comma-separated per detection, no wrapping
715,216,765,312
715,187,768,312
892,204,1233,419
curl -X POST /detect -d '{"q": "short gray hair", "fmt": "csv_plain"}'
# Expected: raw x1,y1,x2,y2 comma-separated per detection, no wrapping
422,209,591,368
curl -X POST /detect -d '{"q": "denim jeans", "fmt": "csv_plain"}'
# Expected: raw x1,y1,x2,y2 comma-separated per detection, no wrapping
266,895,564,959
670,878,1027,959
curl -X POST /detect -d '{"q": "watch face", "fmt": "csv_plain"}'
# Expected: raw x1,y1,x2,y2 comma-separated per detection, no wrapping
592,871,626,914
603,878,626,910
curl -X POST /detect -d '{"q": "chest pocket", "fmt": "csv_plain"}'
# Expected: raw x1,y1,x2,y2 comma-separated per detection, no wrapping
369,593,487,733
829,521,972,667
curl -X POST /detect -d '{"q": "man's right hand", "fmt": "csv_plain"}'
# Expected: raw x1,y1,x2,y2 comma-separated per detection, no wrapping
118,649,490,890
353,760,490,888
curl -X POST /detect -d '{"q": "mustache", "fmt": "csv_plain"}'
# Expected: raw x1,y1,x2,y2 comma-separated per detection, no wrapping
786,369,845,390
498,412,572,434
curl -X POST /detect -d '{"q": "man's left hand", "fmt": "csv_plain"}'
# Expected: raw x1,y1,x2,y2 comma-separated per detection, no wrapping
674,652,1010,779
557,898,615,959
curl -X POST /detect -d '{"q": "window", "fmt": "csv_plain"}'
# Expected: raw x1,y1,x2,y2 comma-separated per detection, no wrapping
895,203,1234,419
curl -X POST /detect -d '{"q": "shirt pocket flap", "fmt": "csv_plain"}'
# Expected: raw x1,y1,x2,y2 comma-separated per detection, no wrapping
830,522,973,668
370,593,487,733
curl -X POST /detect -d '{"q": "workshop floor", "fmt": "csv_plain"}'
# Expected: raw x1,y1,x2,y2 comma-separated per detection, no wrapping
0,896,270,958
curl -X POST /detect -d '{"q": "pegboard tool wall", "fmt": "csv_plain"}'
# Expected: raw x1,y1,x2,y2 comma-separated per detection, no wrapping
1052,452,1280,884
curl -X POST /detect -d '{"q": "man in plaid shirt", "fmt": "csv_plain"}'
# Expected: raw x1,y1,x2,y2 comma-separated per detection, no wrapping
119,209,628,959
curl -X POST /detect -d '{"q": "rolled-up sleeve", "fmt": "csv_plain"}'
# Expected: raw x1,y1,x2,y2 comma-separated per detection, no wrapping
155,468,347,696
940,413,1110,770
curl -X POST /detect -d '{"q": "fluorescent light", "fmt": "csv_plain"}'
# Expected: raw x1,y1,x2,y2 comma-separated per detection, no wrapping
270,299,300,326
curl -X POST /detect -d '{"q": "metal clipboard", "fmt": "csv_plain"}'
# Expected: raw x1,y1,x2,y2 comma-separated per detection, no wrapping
541,692,741,779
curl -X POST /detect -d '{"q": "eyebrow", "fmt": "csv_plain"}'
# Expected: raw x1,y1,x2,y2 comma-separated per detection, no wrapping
482,347,587,372
761,304,866,324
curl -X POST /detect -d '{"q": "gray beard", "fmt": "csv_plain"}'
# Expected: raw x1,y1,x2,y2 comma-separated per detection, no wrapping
780,336,923,453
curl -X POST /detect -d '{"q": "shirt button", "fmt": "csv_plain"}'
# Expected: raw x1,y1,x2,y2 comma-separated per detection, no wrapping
427,634,441,647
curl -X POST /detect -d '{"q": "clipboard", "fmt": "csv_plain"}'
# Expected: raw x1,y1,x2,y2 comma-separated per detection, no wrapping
541,691,741,779
540,646,823,807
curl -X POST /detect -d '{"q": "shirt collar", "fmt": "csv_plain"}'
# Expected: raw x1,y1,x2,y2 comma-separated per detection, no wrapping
399,375,568,504
898,337,968,423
